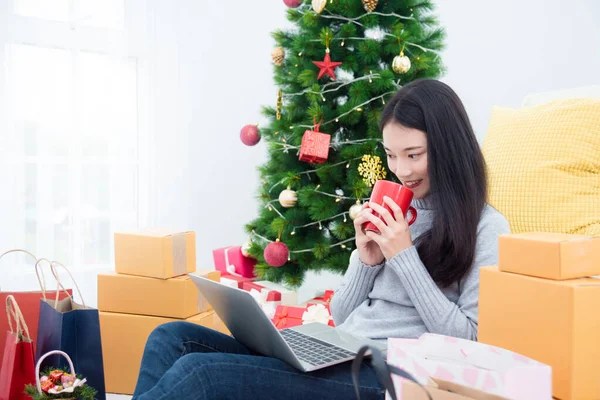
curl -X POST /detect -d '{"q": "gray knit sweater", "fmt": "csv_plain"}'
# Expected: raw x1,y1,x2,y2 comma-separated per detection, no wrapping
330,196,510,341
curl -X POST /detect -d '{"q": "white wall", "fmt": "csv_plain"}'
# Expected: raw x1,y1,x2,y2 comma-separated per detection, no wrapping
184,0,600,300
436,0,600,140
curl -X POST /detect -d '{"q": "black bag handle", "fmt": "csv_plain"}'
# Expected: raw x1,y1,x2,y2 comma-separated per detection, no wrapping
352,345,432,400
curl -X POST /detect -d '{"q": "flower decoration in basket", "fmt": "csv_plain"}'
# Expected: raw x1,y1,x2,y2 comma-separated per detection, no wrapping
25,350,97,400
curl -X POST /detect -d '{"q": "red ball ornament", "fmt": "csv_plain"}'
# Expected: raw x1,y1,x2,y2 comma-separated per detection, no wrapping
240,124,261,146
283,0,302,7
264,241,289,267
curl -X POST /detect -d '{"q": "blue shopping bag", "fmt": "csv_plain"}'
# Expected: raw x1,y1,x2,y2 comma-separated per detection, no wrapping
35,261,106,400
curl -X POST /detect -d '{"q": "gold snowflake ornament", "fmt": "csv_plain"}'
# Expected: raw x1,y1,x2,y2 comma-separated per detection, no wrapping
358,155,387,187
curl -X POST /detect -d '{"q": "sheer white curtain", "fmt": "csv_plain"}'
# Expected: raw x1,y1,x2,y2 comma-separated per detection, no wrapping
0,0,191,279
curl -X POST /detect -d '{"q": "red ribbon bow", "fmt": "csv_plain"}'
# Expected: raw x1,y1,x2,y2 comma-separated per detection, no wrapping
273,306,289,329
313,117,323,133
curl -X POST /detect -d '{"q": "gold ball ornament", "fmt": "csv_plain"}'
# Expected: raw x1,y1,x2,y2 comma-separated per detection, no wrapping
278,186,298,208
362,0,378,12
349,201,362,220
392,53,411,74
312,0,326,14
271,47,285,67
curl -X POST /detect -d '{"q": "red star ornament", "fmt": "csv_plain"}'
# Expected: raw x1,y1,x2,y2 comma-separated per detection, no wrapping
313,50,342,80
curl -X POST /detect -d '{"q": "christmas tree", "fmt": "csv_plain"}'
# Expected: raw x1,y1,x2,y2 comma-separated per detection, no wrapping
242,0,445,288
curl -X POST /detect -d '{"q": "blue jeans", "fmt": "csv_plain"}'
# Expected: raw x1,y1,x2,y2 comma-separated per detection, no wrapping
132,322,385,400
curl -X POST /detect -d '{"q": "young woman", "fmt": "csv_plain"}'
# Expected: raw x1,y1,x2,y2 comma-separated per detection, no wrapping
131,79,509,400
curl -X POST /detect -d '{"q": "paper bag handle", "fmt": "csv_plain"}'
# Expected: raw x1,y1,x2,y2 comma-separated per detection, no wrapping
35,350,76,395
5,294,31,342
0,249,47,291
34,258,54,298
49,261,86,308
352,345,432,400
0,249,37,263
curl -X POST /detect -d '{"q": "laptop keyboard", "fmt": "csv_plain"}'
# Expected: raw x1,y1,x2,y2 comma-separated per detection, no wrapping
280,328,355,367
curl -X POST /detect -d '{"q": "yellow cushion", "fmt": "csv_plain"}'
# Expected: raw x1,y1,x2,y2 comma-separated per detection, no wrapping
482,98,600,235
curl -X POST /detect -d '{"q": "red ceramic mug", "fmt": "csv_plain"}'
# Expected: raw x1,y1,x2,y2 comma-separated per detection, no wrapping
363,180,418,233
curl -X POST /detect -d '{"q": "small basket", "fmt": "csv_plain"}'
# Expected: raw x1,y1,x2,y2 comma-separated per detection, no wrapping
35,350,78,400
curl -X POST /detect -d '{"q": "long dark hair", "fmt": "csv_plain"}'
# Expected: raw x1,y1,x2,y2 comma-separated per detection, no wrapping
379,79,487,288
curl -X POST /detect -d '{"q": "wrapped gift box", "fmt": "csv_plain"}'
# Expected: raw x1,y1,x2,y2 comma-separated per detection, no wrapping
271,304,334,329
114,230,196,279
220,273,256,289
98,270,220,319
479,266,600,400
498,232,600,280
212,246,256,278
313,289,334,303
387,332,551,400
100,310,228,395
241,281,281,302
241,282,281,319
271,305,305,329
302,303,334,327
254,280,298,306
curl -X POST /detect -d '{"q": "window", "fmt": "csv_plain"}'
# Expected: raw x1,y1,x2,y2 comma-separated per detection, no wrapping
0,0,149,269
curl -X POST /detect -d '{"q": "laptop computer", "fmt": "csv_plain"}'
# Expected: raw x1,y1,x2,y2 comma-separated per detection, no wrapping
189,273,386,372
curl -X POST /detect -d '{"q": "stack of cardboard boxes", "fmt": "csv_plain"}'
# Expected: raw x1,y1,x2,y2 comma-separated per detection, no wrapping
479,232,600,400
98,230,228,395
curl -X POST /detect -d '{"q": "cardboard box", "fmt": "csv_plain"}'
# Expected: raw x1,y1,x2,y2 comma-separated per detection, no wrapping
114,230,196,279
498,232,600,280
400,378,509,400
98,270,220,318
100,310,229,395
479,266,600,400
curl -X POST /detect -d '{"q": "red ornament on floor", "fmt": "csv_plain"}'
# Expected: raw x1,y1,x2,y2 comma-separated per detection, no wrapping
264,241,289,267
299,118,330,164
240,124,261,146
313,49,342,80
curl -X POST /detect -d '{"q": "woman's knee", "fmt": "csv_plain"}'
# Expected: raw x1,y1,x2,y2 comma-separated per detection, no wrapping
148,321,213,344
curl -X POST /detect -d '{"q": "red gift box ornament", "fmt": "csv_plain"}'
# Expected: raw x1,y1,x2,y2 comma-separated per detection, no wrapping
299,118,330,164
